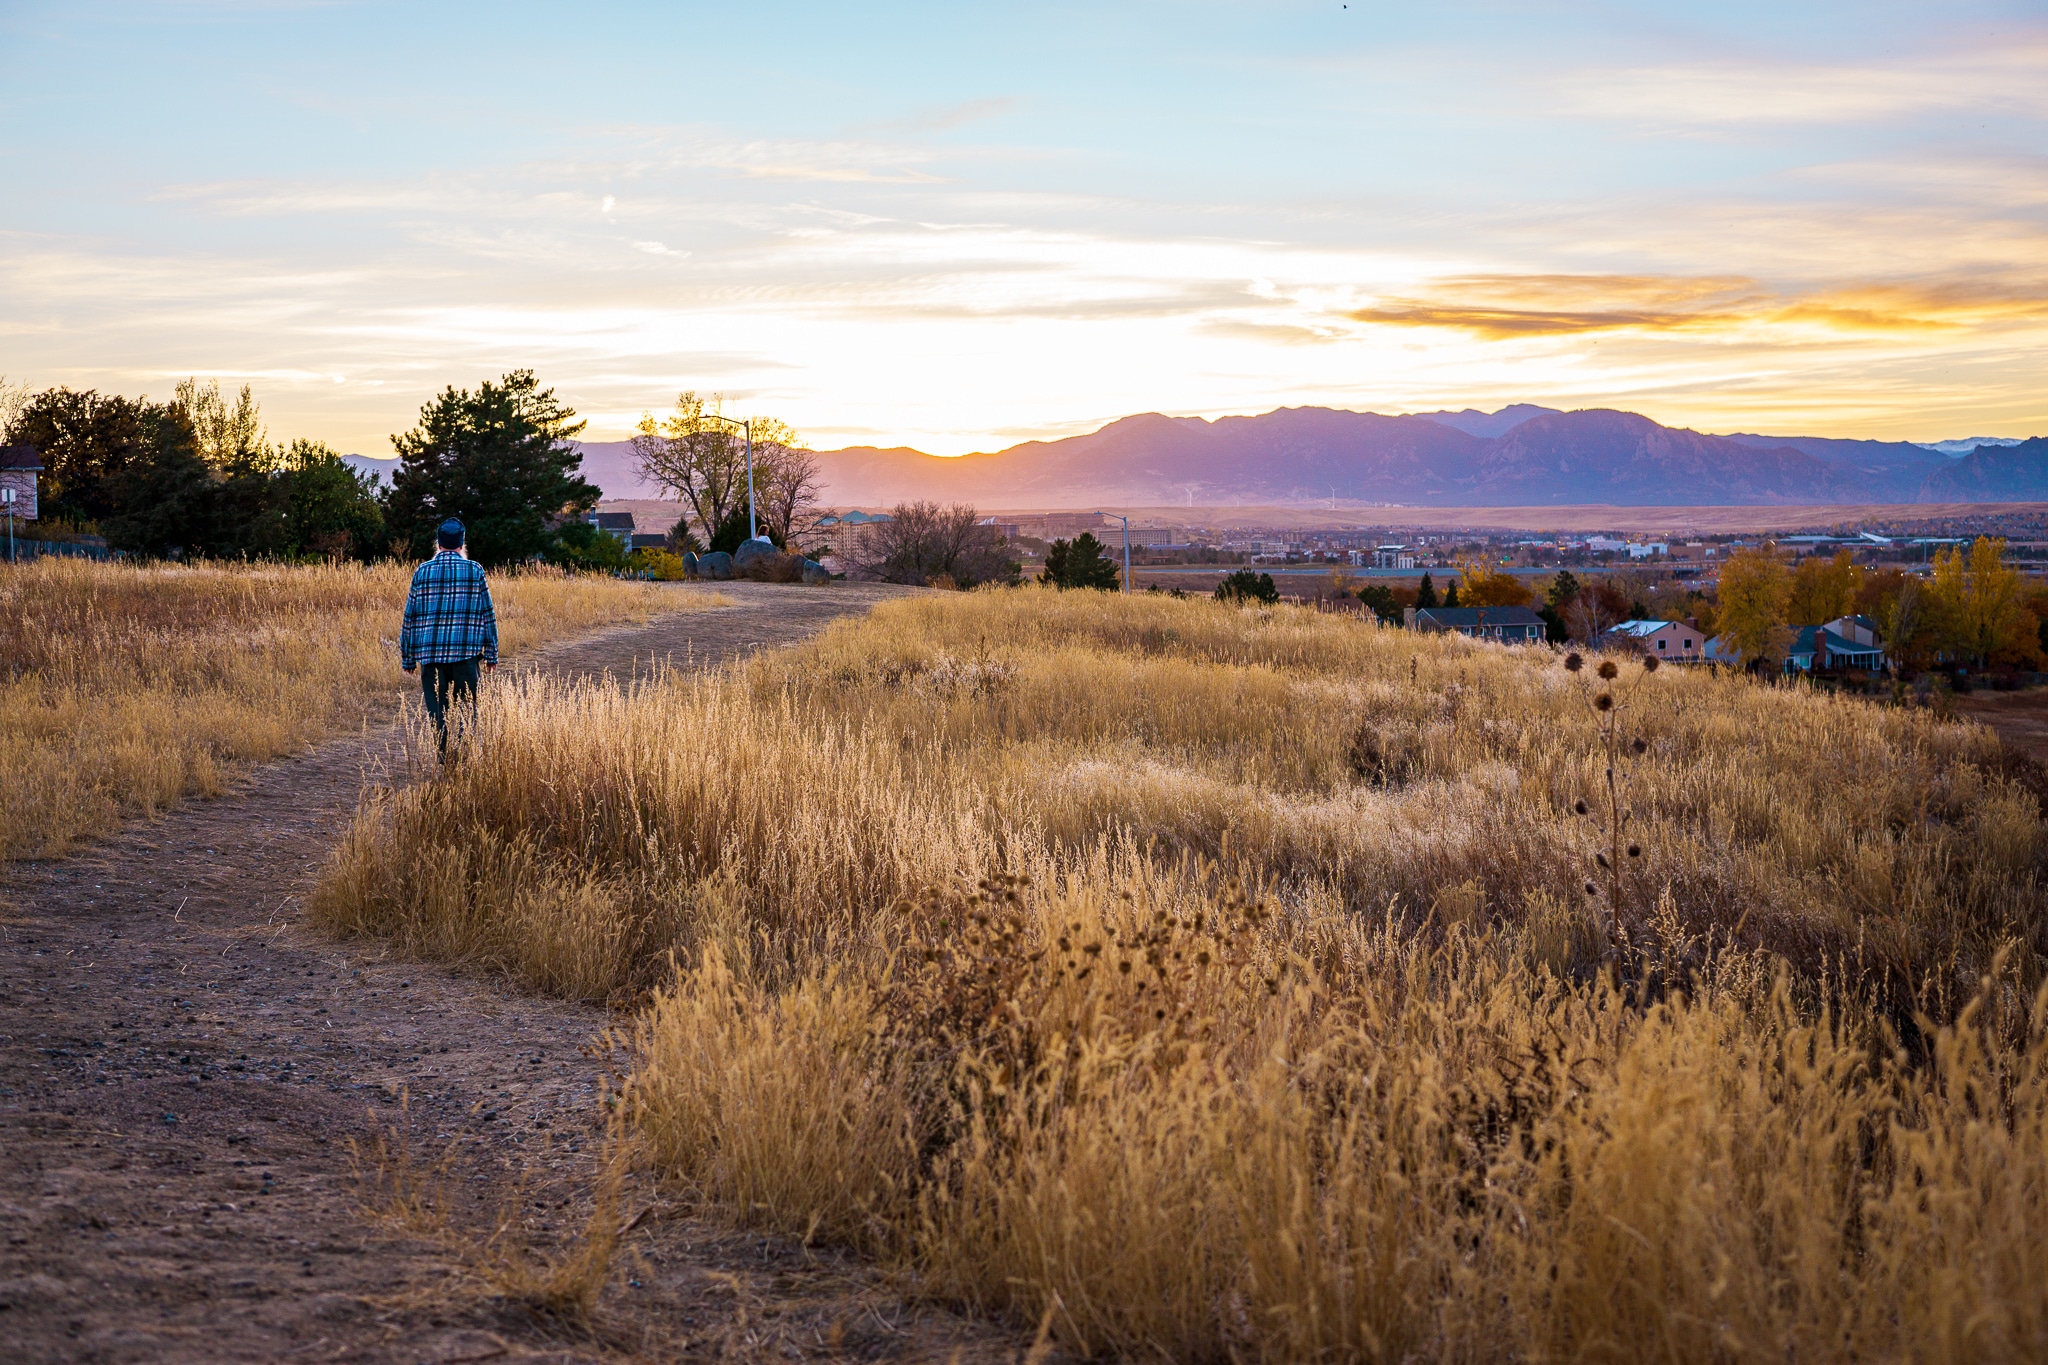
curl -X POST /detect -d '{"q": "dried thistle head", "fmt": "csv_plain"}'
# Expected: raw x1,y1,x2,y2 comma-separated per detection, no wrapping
1631,737,1647,754
1641,655,1660,673
1594,693,1614,711
1574,799,1589,815
1564,652,1584,672
1597,660,1619,680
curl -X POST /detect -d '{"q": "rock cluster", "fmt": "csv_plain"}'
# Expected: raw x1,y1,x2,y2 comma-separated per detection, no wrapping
676,540,829,584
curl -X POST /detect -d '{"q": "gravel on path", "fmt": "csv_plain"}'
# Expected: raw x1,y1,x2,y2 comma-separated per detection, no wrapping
0,582,1017,1363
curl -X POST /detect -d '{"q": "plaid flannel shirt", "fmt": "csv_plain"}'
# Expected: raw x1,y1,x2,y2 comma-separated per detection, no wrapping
400,550,498,668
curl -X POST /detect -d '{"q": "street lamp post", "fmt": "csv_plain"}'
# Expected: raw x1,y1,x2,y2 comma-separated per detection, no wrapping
1095,511,1131,594
700,414,759,543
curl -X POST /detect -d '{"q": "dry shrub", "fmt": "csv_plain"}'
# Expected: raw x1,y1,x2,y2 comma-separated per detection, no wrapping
316,589,2048,1359
0,556,715,858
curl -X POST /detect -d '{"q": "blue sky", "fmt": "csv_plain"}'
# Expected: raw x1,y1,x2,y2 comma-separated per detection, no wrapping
3,1,2045,453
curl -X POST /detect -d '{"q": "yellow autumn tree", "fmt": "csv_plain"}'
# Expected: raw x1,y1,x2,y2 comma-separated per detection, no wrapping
1927,536,2041,667
1788,548,1864,625
1453,556,1534,607
1715,546,1794,670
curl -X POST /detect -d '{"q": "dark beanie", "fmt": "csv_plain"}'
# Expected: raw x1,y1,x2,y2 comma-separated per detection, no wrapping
437,519,465,549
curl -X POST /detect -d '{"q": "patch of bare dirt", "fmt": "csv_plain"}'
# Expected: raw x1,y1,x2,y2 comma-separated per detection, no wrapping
1954,686,2048,768
0,582,1024,1363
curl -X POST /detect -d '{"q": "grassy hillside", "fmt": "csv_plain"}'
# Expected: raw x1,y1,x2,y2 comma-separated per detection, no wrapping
315,589,2048,1360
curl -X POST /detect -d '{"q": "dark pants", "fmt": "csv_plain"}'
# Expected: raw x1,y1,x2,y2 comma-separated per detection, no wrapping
420,657,482,755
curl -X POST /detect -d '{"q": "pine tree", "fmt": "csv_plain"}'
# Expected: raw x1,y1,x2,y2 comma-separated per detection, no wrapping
1042,532,1121,589
1416,572,1438,609
386,370,597,566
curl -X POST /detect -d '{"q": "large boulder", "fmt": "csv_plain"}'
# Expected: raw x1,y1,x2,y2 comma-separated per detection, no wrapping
731,537,779,570
737,548,804,582
680,550,699,578
800,559,831,585
697,550,734,580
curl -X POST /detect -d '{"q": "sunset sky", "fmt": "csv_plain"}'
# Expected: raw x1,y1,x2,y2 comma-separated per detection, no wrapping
2,1,2045,455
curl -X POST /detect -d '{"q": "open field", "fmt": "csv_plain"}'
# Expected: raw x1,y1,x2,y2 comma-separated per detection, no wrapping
0,581,1008,1363
0,558,723,861
316,588,2048,1361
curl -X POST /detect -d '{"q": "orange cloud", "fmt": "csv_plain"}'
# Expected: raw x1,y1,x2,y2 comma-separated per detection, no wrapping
1348,272,2048,340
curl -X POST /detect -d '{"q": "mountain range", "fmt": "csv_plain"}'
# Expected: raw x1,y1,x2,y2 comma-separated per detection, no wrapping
342,405,2046,509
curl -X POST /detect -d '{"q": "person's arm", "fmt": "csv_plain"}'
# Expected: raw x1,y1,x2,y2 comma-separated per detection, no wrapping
477,566,499,669
400,568,424,672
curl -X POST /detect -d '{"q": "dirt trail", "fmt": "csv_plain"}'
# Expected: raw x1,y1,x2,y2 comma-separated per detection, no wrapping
1,582,1018,1363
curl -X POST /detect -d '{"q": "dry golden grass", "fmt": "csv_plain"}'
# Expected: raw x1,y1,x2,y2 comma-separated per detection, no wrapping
315,589,2048,1361
0,556,715,859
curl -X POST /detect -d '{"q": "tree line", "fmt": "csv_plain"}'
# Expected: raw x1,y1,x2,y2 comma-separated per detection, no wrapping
4,371,618,568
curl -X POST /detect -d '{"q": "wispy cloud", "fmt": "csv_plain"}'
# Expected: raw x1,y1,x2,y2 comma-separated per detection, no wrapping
1559,34,2048,126
856,97,1020,136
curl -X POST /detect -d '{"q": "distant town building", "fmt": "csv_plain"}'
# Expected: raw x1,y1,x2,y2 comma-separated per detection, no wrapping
1006,512,1108,541
1405,605,1547,642
816,509,895,557
0,445,41,521
1371,545,1416,569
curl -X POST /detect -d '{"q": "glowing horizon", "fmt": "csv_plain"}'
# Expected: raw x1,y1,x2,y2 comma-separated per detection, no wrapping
3,2,2045,457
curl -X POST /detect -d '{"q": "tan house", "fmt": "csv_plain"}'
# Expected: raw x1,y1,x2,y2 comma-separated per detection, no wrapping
1,445,41,521
1603,618,1706,662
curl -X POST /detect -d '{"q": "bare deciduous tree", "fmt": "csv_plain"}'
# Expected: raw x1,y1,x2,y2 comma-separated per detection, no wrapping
753,436,824,550
631,392,750,546
0,375,30,440
846,501,1019,588
632,395,821,550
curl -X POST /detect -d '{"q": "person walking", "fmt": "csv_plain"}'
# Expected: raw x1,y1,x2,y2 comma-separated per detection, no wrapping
400,519,498,755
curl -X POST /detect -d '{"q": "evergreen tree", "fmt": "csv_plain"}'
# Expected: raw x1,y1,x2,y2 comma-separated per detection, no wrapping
706,501,764,555
386,370,597,566
1415,572,1438,609
1214,568,1279,604
1537,570,1576,642
1356,583,1401,622
1040,532,1121,589
1041,537,1070,585
1443,579,1461,608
